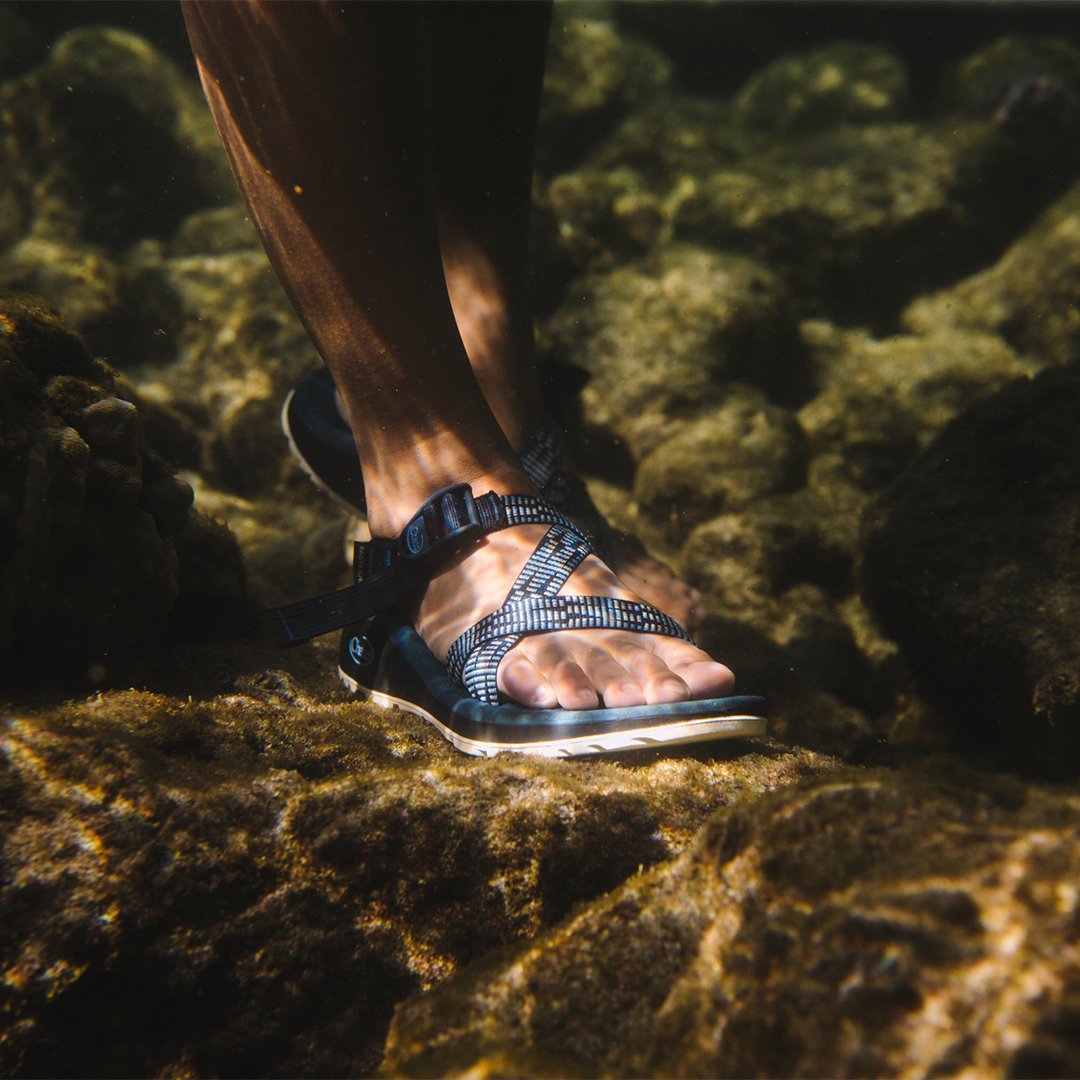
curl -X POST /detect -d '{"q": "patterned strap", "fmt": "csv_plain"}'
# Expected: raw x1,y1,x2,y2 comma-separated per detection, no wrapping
445,523,593,683
519,413,563,492
445,516,692,705
266,485,580,647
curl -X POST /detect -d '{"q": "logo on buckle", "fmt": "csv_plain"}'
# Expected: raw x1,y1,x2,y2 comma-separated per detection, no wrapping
405,523,425,554
348,635,373,667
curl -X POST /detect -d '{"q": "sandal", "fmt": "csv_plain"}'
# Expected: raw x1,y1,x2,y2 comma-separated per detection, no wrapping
266,483,768,757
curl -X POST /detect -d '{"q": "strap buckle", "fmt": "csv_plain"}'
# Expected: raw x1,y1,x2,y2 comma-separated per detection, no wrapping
398,483,483,559
266,484,493,648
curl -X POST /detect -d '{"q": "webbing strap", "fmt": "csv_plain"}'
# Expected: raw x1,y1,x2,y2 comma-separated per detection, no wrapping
520,413,563,492
265,486,578,647
454,593,693,704
446,504,692,704
445,522,592,686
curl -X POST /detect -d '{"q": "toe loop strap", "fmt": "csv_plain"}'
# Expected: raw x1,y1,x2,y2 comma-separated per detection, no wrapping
446,594,692,701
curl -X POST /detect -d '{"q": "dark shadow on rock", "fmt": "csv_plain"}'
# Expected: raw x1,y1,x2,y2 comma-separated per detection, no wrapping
861,364,1080,779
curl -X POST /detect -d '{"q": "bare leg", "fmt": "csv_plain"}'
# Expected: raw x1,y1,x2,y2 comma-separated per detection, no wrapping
425,2,705,625
424,1,549,455
183,1,733,709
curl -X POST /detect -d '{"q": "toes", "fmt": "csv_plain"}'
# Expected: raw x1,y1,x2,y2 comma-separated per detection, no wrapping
622,648,693,705
553,663,601,710
537,644,600,710
670,657,736,699
501,634,735,712
579,649,646,708
499,653,558,709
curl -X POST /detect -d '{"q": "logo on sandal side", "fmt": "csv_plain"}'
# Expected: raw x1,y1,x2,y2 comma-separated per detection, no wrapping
405,523,425,554
348,635,373,667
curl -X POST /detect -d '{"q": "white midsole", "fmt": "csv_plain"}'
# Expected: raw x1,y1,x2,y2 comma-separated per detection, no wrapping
340,668,766,758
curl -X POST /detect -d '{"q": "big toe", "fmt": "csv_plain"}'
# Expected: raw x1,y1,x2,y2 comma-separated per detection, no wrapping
672,657,735,698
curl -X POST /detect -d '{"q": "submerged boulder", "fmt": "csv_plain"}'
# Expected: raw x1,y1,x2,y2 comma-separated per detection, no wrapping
539,7,671,174
633,389,809,546
0,26,233,248
904,176,1080,368
861,365,1080,777
0,293,246,676
0,662,831,1077
384,761,1080,1078
733,41,911,134
547,246,806,462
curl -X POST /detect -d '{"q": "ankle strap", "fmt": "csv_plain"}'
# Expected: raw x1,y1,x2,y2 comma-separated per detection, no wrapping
264,484,575,647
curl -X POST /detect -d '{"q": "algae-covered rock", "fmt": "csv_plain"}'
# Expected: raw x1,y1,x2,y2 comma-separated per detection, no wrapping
120,240,322,496
734,42,911,133
547,246,807,461
539,7,670,173
861,366,1080,778
0,236,125,357
384,762,1080,1079
633,389,809,546
0,659,832,1078
937,35,1080,116
672,119,1065,322
798,320,1042,493
680,496,907,761
904,176,1080,368
0,293,245,672
540,165,667,276
0,27,233,248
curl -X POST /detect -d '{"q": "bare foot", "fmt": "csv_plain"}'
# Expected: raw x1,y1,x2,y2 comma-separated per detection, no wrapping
596,527,703,629
549,473,705,629
416,516,734,710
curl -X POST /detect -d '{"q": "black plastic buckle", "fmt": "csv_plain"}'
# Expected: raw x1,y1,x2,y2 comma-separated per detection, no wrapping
397,483,483,560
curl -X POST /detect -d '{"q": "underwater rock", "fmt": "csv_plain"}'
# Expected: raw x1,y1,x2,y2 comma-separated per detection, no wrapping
0,236,125,359
0,26,233,249
546,67,1075,327
733,42,911,133
798,320,1042,495
861,365,1080,777
538,7,670,174
384,761,1080,1079
937,35,1080,118
633,388,809,546
546,246,806,462
672,118,1069,323
680,497,908,760
120,239,322,496
0,661,832,1078
539,165,668,278
171,204,262,258
904,176,1080,368
0,293,245,673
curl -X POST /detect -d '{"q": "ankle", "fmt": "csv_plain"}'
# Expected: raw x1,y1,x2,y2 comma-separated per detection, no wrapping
363,452,534,538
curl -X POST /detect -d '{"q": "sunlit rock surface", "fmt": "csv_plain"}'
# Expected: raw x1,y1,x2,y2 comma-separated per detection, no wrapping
384,763,1080,1079
905,177,1080,367
0,656,831,1077
547,246,806,459
634,389,809,546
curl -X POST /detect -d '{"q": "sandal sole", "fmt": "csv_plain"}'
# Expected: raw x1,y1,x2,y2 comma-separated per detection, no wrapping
340,623,768,758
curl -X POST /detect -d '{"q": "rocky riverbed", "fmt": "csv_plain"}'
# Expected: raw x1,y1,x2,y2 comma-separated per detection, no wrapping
3,3,1080,1075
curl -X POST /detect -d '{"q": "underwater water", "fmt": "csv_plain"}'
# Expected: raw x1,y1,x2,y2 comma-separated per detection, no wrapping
3,1,1080,1077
